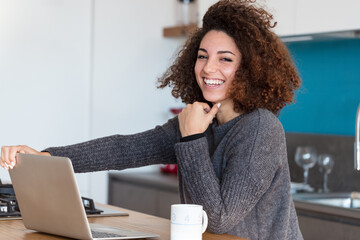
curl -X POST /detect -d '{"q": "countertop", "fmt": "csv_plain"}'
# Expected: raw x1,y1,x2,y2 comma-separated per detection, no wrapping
109,170,178,192
293,193,360,224
0,203,246,240
111,171,360,222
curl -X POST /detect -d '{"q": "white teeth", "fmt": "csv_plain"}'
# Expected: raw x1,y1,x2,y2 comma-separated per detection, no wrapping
203,78,224,86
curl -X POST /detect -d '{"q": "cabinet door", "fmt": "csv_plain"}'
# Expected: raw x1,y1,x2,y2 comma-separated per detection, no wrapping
266,0,296,36
298,215,360,240
109,181,157,216
157,191,180,219
199,0,296,36
295,0,360,34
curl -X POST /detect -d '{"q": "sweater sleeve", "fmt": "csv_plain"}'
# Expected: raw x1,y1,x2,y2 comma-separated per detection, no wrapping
43,117,180,173
174,110,285,233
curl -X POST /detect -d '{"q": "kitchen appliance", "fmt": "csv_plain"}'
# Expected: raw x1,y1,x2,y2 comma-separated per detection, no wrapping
0,184,126,220
0,184,19,219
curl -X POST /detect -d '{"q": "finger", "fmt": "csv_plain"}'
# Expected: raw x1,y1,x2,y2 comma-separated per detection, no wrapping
0,146,5,167
0,161,6,170
3,162,10,170
9,146,22,168
19,145,37,154
194,102,211,113
1,146,11,167
203,107,210,113
207,103,221,120
1,160,9,170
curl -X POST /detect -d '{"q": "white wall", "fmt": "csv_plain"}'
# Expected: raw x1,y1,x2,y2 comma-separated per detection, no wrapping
89,0,184,203
0,0,92,194
0,0,184,203
92,0,183,137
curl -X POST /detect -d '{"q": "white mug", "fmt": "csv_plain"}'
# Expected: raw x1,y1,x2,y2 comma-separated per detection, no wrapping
170,204,208,240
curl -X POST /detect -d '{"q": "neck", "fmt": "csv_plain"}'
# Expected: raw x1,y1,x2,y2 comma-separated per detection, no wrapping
215,99,242,125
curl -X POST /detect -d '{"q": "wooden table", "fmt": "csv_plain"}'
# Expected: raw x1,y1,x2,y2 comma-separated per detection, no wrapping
0,203,246,240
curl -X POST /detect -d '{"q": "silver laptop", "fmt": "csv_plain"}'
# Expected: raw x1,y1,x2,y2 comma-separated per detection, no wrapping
9,153,159,240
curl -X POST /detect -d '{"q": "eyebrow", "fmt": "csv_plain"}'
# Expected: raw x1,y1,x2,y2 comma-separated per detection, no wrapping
198,48,236,56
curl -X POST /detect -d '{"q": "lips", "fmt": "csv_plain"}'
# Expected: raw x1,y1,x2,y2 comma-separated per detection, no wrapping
203,77,225,87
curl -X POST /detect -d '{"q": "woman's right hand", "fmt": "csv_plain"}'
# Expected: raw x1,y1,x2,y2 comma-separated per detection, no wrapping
0,145,50,170
178,102,220,137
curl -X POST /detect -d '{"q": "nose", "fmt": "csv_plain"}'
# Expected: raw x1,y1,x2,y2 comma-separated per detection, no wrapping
203,58,218,74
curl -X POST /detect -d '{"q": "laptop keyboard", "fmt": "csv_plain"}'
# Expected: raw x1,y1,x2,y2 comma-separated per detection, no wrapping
91,230,126,238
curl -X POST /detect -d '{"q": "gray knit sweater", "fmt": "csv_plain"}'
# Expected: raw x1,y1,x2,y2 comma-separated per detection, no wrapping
44,108,303,240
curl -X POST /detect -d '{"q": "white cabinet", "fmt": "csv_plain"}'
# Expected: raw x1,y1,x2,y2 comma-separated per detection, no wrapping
267,0,360,35
295,0,360,34
265,0,296,36
198,0,360,36
257,0,360,35
198,0,296,36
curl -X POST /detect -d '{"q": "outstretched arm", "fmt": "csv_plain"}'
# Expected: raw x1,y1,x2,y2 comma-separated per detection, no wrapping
1,117,180,173
44,117,180,173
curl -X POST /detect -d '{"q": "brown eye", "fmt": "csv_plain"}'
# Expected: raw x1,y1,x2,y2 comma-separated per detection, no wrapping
221,58,233,62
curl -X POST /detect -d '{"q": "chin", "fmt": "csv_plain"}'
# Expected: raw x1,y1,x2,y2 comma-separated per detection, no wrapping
203,95,224,104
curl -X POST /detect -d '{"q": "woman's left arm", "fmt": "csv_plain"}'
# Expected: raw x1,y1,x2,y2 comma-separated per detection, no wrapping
175,110,285,233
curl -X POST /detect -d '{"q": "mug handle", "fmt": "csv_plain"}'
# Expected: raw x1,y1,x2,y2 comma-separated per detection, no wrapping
201,210,208,233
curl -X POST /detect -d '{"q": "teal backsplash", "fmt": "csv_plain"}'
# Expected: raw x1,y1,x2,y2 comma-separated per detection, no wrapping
279,39,360,136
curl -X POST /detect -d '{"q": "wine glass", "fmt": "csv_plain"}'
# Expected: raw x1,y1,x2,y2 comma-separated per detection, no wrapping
317,154,335,193
295,146,317,185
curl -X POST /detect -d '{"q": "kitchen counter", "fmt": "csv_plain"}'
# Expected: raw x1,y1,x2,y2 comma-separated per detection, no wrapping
109,170,178,192
110,171,360,218
0,203,246,240
293,193,360,239
109,171,360,240
293,192,360,220
108,170,180,219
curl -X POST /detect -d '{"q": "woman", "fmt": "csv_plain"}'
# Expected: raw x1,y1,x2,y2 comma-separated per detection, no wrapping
1,0,303,239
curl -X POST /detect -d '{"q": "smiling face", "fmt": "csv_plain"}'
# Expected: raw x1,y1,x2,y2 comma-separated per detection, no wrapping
194,30,241,105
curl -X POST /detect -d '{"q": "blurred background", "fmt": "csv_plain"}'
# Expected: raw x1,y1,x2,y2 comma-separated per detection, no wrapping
1,0,360,208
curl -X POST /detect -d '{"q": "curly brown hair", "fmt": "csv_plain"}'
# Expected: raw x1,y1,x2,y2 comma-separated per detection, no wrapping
158,0,301,114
